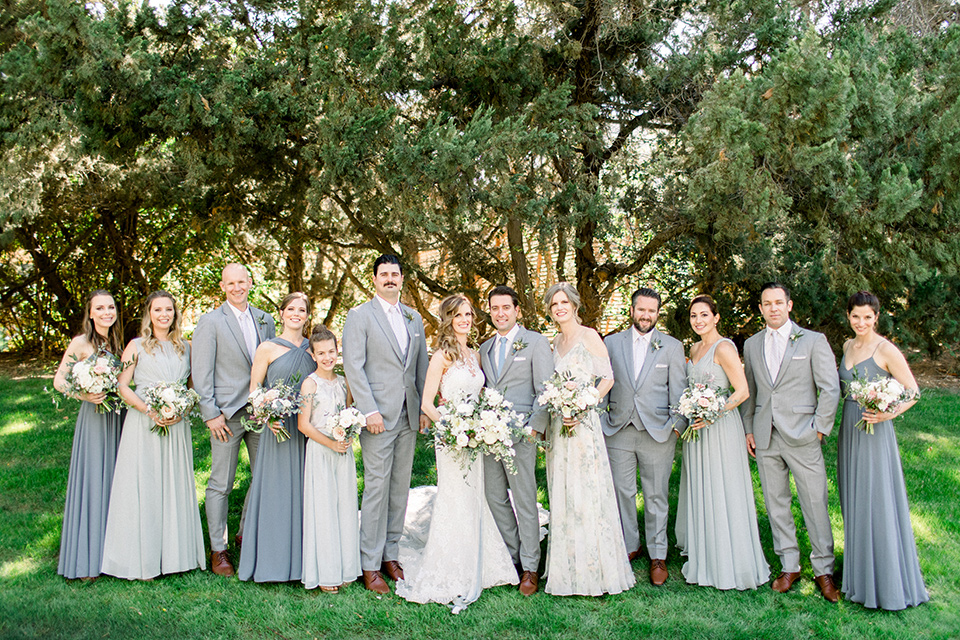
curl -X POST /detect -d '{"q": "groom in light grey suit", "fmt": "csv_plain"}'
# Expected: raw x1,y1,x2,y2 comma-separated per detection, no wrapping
342,255,429,594
602,288,685,586
479,285,553,596
740,282,841,602
193,263,276,577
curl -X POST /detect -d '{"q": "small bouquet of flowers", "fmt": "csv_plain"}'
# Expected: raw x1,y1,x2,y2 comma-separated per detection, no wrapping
671,382,727,442
58,349,125,414
845,372,919,435
142,381,200,436
325,406,366,452
243,379,302,443
433,388,530,473
536,370,602,437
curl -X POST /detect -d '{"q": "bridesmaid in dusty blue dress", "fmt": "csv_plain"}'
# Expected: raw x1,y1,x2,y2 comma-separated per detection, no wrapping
676,295,769,590
54,290,125,580
838,291,927,610
239,292,316,582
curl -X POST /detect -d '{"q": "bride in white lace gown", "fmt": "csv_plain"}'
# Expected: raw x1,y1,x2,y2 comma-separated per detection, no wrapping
543,283,636,596
397,295,518,612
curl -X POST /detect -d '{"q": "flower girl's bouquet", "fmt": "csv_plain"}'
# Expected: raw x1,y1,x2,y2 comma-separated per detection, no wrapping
433,388,530,472
142,381,200,436
58,349,124,414
845,372,918,435
243,379,302,443
325,406,366,452
536,370,602,437
671,382,727,442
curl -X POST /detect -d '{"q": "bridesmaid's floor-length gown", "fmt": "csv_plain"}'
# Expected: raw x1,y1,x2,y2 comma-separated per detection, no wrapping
100,340,205,580
838,357,928,610
239,337,315,583
675,338,769,590
544,340,636,596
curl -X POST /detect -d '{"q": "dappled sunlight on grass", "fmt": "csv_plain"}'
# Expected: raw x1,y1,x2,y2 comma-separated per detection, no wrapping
0,556,40,579
0,418,36,436
910,511,939,546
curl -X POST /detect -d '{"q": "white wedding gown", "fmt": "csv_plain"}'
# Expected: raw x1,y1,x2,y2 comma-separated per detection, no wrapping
396,355,519,612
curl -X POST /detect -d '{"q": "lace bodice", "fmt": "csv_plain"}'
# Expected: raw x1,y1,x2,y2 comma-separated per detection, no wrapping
439,354,484,403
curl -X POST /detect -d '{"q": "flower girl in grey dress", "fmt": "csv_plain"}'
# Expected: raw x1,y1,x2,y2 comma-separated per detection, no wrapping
299,325,361,593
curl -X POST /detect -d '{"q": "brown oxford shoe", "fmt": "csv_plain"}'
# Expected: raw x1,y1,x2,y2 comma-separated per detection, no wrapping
210,550,235,577
627,545,644,562
362,570,390,594
815,574,841,603
381,560,404,581
519,570,539,596
649,558,668,586
771,571,802,593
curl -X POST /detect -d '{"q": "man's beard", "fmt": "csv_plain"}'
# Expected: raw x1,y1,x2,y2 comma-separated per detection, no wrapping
632,319,654,334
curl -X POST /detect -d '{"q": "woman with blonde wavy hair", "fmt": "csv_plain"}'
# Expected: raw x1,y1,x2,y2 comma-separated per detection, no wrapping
396,294,518,611
101,291,206,580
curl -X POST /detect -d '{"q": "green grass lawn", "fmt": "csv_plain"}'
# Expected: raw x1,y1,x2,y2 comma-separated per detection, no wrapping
0,372,957,640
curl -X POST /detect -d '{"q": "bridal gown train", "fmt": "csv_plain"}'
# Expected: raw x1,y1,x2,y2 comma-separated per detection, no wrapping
397,355,518,611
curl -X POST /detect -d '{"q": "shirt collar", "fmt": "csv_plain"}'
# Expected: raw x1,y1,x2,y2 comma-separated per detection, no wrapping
634,326,653,345
498,324,521,344
767,322,793,340
375,294,401,315
226,301,251,320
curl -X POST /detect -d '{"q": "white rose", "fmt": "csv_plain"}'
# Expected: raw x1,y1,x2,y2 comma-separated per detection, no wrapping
159,404,177,419
456,432,469,448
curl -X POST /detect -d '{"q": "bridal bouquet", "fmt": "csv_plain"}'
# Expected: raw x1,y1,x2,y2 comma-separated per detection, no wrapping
58,349,124,414
433,388,529,473
325,406,366,451
536,370,602,437
142,381,200,436
845,372,918,435
243,379,301,443
671,382,727,442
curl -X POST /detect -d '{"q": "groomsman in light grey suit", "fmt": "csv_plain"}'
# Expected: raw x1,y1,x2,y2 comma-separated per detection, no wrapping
342,255,429,594
479,285,553,596
193,263,276,577
602,288,685,586
740,282,841,602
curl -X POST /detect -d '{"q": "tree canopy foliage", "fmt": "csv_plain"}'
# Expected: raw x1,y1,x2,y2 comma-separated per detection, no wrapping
1,0,957,354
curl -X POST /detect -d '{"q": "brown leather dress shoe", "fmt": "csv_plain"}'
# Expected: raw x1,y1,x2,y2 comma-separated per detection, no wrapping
519,570,539,596
381,560,404,581
649,559,668,586
627,545,644,562
815,574,840,603
363,570,390,594
771,571,802,593
210,550,235,577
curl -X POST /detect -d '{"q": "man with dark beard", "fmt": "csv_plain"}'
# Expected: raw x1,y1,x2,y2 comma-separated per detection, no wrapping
602,288,686,585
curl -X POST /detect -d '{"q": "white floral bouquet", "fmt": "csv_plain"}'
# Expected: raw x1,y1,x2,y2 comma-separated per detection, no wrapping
536,370,602,437
58,349,125,414
433,387,530,473
142,381,200,436
845,372,919,435
325,406,365,452
672,382,727,442
243,379,302,443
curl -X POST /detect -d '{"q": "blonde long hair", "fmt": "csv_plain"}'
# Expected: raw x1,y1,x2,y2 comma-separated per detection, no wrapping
434,294,473,362
139,291,186,356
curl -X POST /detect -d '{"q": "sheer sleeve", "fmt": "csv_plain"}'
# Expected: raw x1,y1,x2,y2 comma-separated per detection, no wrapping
589,349,614,380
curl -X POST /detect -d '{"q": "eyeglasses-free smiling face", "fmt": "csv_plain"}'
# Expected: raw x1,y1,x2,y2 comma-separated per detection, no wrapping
89,295,117,332
489,294,519,334
373,263,403,304
549,291,575,323
220,264,252,310
759,287,793,330
847,305,877,336
631,296,660,335
689,302,719,337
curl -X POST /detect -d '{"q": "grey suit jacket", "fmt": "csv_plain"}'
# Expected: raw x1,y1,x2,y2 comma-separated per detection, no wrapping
192,302,277,422
602,328,687,442
479,326,553,435
342,299,428,431
740,321,840,449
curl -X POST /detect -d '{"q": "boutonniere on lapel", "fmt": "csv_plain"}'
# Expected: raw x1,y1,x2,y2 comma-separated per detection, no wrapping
403,310,413,323
650,338,662,351
256,314,267,329
511,338,528,354
789,330,804,344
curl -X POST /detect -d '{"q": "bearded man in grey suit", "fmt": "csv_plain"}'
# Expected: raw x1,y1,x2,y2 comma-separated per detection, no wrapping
193,263,276,577
602,288,685,586
342,255,429,594
740,282,841,602
479,285,553,596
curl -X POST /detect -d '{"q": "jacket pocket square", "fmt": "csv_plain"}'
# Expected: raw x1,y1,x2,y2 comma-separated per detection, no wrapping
655,363,668,368
514,357,527,361
791,355,806,360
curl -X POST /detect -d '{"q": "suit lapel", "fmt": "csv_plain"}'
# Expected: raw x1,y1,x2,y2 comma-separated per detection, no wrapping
620,330,636,387
496,326,523,382
371,300,404,361
221,304,252,365
399,303,416,366
772,322,799,387
634,329,660,389
251,308,266,346
758,331,775,387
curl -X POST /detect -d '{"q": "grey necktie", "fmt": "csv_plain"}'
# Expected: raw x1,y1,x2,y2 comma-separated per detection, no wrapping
766,329,784,381
239,311,257,360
